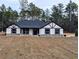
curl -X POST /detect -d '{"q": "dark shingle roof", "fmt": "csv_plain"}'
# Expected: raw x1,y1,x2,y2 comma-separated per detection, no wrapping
15,20,50,28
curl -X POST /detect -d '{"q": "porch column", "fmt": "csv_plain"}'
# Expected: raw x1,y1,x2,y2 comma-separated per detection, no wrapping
29,29,33,35
16,28,20,34
20,29,23,34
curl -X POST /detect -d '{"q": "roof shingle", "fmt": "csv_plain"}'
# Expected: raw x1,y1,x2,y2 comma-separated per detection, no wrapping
15,20,50,28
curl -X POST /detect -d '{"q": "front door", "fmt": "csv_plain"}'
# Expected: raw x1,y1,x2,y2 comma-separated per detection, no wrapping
33,29,39,35
23,28,29,34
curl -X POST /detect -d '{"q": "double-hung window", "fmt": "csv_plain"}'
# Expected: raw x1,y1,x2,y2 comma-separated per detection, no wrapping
45,28,50,34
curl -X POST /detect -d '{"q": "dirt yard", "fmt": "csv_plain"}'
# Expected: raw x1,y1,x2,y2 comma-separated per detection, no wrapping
0,36,77,59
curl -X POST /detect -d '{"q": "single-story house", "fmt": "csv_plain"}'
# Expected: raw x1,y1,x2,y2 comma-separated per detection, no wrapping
6,20,64,36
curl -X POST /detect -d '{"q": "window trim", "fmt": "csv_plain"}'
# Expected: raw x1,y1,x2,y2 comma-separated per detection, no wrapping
55,28,60,34
45,28,50,34
11,27,16,34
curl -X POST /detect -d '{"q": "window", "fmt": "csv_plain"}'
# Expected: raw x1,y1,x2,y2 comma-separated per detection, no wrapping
12,28,16,34
45,29,50,34
55,29,60,34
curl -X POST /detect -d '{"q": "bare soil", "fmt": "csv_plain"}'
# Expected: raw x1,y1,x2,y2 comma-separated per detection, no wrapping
0,36,77,59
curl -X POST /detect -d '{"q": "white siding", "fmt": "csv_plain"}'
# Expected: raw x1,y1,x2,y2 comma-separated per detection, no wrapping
29,29,33,35
43,23,61,29
16,28,20,34
39,22,63,35
60,29,63,35
50,29,55,35
6,28,11,34
43,23,53,28
53,23,61,28
39,29,45,35
6,25,20,35
6,22,64,36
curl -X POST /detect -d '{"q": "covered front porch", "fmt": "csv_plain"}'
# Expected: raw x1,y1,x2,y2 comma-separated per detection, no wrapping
20,28,39,35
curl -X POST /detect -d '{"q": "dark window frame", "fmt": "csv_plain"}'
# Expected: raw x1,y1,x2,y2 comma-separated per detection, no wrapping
11,27,16,34
45,28,50,34
55,28,60,34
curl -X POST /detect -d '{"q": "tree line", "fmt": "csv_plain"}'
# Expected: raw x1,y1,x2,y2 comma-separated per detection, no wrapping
0,2,78,33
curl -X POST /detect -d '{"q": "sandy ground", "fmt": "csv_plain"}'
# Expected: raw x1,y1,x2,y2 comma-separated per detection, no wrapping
0,36,77,59
64,33,75,37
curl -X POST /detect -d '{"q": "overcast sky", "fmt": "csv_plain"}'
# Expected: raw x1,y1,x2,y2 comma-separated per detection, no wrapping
0,0,78,12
